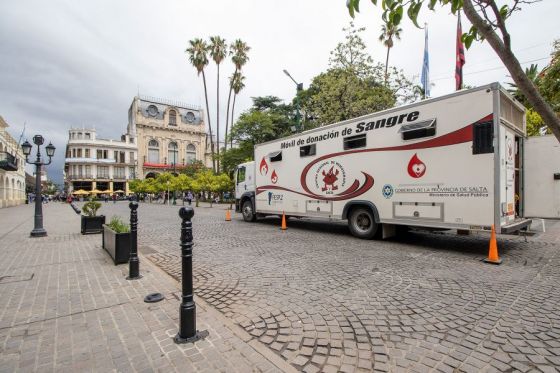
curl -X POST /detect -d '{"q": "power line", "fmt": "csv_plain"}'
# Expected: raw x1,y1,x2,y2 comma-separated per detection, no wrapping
430,56,550,82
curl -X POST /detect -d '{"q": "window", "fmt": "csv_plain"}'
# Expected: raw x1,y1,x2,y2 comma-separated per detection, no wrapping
114,167,125,179
77,132,82,139
343,134,366,150
97,149,102,159
168,142,178,165
129,167,135,179
129,137,134,144
66,149,71,158
114,151,118,161
169,110,177,126
129,152,135,163
85,165,91,178
399,119,436,140
119,152,125,163
473,121,494,154
77,149,82,158
300,144,316,157
269,151,282,162
237,166,246,184
85,133,91,140
78,165,83,177
148,139,159,163
85,149,90,158
97,166,109,178
186,144,196,164
72,149,76,158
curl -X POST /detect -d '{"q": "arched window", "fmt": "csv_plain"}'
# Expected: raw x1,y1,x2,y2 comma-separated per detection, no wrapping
169,110,177,126
148,139,159,163
168,142,178,165
186,144,196,164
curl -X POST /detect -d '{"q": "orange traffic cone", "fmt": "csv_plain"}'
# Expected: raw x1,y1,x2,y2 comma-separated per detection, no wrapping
483,225,502,265
225,209,231,221
281,212,287,231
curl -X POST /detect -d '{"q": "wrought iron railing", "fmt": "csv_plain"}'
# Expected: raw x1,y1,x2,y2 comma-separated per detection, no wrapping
0,151,18,171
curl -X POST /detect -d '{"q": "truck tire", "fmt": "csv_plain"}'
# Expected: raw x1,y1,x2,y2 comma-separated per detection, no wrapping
242,200,256,222
348,207,378,239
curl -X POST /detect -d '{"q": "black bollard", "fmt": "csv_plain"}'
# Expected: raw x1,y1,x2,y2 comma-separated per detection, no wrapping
127,201,142,280
174,207,208,344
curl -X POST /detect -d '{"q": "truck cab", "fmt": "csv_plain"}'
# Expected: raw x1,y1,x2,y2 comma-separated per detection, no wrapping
234,161,256,221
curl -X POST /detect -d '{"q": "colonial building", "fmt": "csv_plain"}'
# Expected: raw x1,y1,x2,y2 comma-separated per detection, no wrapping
0,116,26,208
127,95,211,178
64,128,137,194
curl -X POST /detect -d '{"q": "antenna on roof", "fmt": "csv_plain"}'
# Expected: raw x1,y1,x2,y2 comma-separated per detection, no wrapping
17,122,26,146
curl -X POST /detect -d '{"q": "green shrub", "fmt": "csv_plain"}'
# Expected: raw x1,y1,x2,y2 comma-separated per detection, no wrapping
82,198,101,217
107,216,130,233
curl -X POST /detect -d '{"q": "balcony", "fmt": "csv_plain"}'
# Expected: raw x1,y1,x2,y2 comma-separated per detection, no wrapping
66,174,93,180
0,152,18,171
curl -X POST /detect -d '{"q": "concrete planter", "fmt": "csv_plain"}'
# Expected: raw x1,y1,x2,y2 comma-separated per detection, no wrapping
81,215,105,234
102,225,130,265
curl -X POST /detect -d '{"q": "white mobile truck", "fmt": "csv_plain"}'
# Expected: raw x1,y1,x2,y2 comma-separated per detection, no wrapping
234,83,531,239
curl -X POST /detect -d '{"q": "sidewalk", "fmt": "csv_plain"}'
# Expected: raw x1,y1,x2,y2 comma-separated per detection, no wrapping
0,203,294,373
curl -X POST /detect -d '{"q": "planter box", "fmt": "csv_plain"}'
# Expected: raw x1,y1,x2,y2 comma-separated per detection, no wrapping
81,215,106,234
102,225,130,265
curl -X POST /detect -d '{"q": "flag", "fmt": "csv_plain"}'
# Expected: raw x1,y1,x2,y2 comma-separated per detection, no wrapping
456,11,466,90
421,24,430,98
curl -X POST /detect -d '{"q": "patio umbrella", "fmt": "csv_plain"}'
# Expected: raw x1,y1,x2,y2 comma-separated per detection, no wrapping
90,189,102,194
73,189,89,195
113,190,125,193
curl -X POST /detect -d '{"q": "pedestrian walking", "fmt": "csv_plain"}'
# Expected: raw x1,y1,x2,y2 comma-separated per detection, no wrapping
187,191,193,206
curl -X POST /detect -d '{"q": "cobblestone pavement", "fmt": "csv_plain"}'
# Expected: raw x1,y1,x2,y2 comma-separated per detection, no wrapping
0,203,294,373
87,201,560,373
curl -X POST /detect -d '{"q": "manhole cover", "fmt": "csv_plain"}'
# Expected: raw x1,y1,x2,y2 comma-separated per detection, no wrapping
144,292,164,303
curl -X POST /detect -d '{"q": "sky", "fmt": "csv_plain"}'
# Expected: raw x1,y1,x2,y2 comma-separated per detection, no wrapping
0,0,558,185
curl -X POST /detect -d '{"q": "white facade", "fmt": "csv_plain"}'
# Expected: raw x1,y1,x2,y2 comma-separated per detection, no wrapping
64,128,138,194
0,116,26,208
524,135,560,218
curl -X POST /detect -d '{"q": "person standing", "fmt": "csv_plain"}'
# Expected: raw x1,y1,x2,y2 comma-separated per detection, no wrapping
186,191,193,206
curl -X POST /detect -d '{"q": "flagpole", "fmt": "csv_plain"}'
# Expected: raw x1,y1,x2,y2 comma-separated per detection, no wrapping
421,23,430,98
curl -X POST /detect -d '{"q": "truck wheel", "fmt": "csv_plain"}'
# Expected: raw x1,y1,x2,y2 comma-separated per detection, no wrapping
242,200,256,222
348,207,378,239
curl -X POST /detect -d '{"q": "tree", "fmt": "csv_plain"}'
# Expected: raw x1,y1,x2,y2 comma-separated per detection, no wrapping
230,72,246,148
539,40,560,115
172,174,192,205
193,170,215,206
300,67,396,126
346,0,560,143
299,23,416,127
379,21,402,83
225,39,250,152
507,63,540,108
186,38,216,172
209,36,227,172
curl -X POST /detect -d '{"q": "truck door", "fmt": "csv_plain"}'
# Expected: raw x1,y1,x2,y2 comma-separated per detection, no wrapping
502,128,517,223
235,165,247,200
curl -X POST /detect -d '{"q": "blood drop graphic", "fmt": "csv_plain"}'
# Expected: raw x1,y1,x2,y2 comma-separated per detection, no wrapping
271,170,278,184
407,153,426,178
260,157,268,176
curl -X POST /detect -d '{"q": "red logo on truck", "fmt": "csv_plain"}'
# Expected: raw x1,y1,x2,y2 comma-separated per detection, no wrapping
271,170,278,184
321,166,339,192
407,153,426,178
260,157,269,176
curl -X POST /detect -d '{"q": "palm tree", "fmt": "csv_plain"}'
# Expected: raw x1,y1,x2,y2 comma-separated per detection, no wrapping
186,38,215,172
225,39,250,152
230,72,246,148
378,22,402,84
209,36,227,172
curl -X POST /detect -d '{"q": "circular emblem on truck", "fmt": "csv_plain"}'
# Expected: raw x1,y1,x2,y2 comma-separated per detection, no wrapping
314,161,346,195
382,184,394,199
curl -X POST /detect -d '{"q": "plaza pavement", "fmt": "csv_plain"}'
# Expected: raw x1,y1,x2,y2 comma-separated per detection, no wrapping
1,200,560,373
98,200,560,373
0,202,294,373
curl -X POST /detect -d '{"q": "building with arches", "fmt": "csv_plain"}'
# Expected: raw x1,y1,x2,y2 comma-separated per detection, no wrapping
127,95,211,178
63,128,137,194
0,116,26,208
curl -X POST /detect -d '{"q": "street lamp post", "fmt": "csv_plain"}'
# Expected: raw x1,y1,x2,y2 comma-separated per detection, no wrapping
172,162,177,205
283,69,304,132
21,135,56,238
